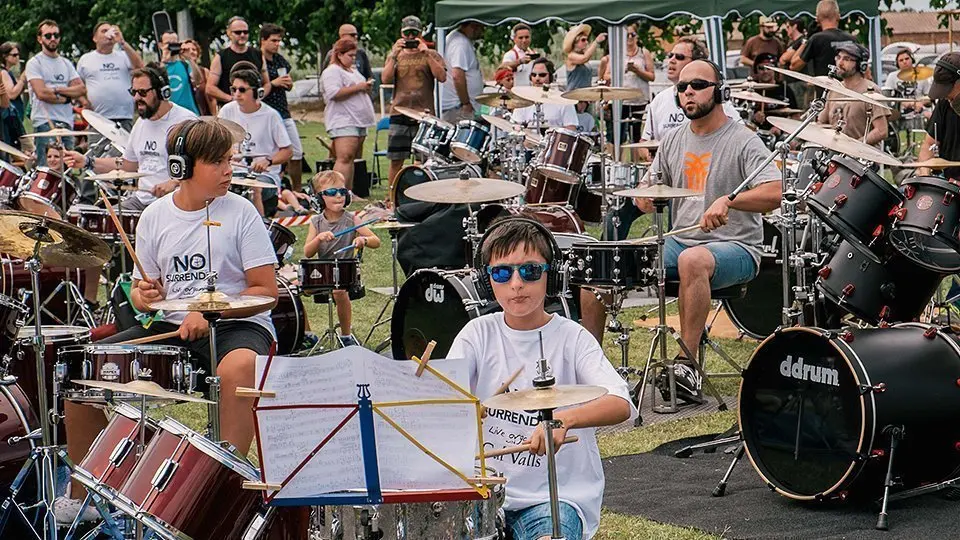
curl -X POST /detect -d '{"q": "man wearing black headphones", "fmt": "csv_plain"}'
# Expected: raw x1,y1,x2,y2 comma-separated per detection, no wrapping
918,52,960,179
634,59,782,403
817,43,890,146
64,61,197,209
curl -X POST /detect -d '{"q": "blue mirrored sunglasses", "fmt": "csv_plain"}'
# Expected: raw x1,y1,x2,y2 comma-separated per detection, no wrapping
487,263,550,284
321,188,349,197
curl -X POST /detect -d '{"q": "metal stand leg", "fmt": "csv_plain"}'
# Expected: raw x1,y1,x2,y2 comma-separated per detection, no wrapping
713,444,745,497
204,312,222,442
876,426,904,531
364,231,401,352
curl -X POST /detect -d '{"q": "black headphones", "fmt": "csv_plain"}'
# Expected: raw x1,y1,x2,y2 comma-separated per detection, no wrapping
230,62,265,100
674,58,730,107
313,186,352,210
143,64,172,100
473,217,562,301
167,120,199,180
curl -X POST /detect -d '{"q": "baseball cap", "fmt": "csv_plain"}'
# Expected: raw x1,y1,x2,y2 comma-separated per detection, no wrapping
401,15,423,33
759,16,777,27
930,52,960,100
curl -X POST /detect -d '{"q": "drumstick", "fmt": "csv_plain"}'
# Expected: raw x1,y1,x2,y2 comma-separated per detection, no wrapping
98,189,151,281
477,436,579,459
334,217,380,239
117,330,180,345
627,223,704,244
333,244,356,255
493,367,524,396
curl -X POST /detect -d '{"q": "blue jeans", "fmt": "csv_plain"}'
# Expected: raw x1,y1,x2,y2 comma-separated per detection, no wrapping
33,120,75,167
505,501,583,540
663,236,758,289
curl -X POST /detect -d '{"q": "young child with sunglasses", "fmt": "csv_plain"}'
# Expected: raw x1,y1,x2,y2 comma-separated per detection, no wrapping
447,218,635,540
304,170,380,347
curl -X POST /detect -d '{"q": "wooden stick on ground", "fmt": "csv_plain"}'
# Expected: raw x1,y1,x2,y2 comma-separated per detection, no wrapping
99,189,150,281
117,330,180,345
477,436,579,459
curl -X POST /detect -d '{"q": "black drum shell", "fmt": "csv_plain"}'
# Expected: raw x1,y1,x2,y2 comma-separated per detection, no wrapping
889,176,960,273
567,242,655,288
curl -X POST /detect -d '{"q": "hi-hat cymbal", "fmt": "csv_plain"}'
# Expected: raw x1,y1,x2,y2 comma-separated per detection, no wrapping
231,176,279,189
766,117,902,167
511,86,577,106
483,384,608,412
198,116,246,143
22,128,93,138
86,170,148,181
0,210,111,267
404,178,525,204
481,114,542,146
731,90,789,106
899,158,960,170
763,66,891,110
81,109,130,147
562,86,647,103
766,108,805,116
613,184,702,199
730,80,779,91
148,290,276,313
476,92,534,110
621,140,660,150
370,220,417,230
898,66,934,82
0,141,29,161
72,379,215,404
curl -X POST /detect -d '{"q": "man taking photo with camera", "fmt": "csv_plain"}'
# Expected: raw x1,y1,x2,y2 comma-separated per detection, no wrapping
160,30,201,114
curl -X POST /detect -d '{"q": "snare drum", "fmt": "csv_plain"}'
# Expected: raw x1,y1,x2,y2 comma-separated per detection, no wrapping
77,402,157,491
63,344,194,400
568,242,656,288
267,221,297,265
66,204,140,239
17,167,77,217
534,128,592,184
449,120,491,164
299,258,361,294
586,158,643,192
411,118,455,161
0,160,24,205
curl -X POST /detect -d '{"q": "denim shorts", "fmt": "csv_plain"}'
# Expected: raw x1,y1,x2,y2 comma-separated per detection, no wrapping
328,126,368,138
663,236,758,289
504,501,583,540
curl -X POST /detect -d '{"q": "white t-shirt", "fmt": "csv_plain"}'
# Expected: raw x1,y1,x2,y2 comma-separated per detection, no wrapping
441,30,484,112
512,103,578,129
502,46,533,87
76,49,135,120
882,70,931,96
642,87,742,141
320,64,376,132
25,53,80,125
577,112,596,133
122,103,198,205
133,191,277,336
217,101,291,187
447,313,637,540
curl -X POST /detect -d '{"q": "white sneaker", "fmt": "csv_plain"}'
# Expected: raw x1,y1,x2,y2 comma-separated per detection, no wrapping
54,496,99,525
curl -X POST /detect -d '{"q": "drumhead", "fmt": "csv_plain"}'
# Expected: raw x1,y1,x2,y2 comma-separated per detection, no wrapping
18,325,91,342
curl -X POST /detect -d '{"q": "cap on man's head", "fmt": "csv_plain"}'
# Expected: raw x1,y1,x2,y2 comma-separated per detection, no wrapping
753,52,778,67
835,42,868,62
930,52,960,100
401,15,422,33
759,16,777,27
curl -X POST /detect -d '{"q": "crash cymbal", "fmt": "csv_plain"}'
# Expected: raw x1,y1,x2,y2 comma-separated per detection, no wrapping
511,86,577,106
481,114,542,146
0,210,111,267
613,184,702,199
404,177,525,204
476,92,535,110
0,141,29,161
370,220,417,230
730,80,779,91
21,128,92,138
832,92,931,104
198,116,246,143
81,109,130,147
85,170,148,181
898,65,934,82
763,66,891,110
766,108,805,116
72,379,215,403
483,384,608,412
231,176,279,189
621,140,660,150
148,290,276,313
562,86,647,103
392,106,452,127
766,117,902,167
899,158,960,170
731,91,790,106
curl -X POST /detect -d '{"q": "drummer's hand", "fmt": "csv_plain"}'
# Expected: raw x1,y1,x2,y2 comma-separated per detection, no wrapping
251,158,270,173
152,179,178,198
179,312,210,341
527,420,571,456
62,150,86,169
316,230,336,243
701,197,730,232
136,278,165,303
353,236,368,249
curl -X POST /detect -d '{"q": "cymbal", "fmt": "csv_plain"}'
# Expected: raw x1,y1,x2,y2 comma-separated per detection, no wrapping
766,108,805,116
511,86,577,106
231,176,279,189
766,117,902,167
832,92,930,104
621,140,660,150
0,210,111,267
370,220,417,230
483,384,608,412
731,90,789,106
404,178,525,204
232,152,271,160
198,116,246,143
730,80,779,91
72,379,215,404
481,114,542,145
21,128,92,138
476,92,534,110
613,184,702,199
81,109,130,147
899,158,960,170
86,170,148,181
392,106,452,127
562,86,647,103
898,66,934,82
763,66,891,110
148,290,276,313
0,140,29,161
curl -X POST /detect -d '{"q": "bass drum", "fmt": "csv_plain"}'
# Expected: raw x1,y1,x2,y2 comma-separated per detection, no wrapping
391,269,578,360
0,383,39,535
740,324,960,500
274,275,305,356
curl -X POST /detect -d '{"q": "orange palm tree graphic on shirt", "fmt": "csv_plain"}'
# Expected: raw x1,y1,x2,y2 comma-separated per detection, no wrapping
683,152,711,192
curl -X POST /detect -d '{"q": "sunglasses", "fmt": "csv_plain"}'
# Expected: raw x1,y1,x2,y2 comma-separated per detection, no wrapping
627,32,638,38
577,37,588,42
676,79,719,92
42,33,60,40
667,52,689,61
128,88,153,97
487,263,550,284
321,187,349,197
233,29,249,35
530,72,549,78
402,30,420,37
230,86,251,93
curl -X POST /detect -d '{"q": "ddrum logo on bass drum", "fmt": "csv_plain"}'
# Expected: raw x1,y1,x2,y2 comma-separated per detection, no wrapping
779,355,840,386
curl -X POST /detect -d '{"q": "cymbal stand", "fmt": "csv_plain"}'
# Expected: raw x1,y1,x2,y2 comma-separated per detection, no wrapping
202,201,223,442
595,97,613,240
531,333,565,540
363,226,403,353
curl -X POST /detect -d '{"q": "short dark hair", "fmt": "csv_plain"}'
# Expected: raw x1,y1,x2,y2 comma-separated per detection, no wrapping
230,69,261,89
260,23,285,42
788,18,805,32
37,19,58,36
676,36,709,60
93,22,111,39
0,42,20,62
530,57,555,83
166,119,234,168
896,48,914,62
512,23,531,37
481,218,553,266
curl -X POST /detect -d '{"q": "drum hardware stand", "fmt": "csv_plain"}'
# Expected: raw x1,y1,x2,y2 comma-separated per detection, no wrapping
700,303,744,378
363,227,403,353
21,270,96,328
200,202,224,443
594,98,614,241
530,333,566,540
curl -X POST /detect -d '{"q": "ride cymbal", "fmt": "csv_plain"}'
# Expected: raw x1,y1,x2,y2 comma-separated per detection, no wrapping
763,66,891,110
148,290,276,313
897,66,934,82
231,176,279,189
481,114,542,145
562,86,647,103
81,109,131,147
404,178,525,204
483,385,608,412
731,90,789,106
72,379,215,403
476,92,534,110
899,158,960,170
511,86,577,106
730,80,779,91
0,141,29,161
613,184,702,199
393,106,452,127
766,117,902,167
621,140,660,150
766,108,805,116
86,170,148,181
0,210,111,267
21,128,92,138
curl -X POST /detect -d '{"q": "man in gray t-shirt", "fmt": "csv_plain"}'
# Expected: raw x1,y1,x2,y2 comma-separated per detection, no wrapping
638,60,781,401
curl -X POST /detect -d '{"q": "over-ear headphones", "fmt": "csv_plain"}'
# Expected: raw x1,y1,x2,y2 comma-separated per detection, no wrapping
473,217,562,301
143,64,171,100
674,58,730,107
230,62,265,99
314,186,352,211
167,120,198,180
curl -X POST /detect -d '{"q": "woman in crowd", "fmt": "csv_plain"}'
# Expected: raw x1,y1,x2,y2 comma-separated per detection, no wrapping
320,38,375,191
0,42,27,149
564,24,606,92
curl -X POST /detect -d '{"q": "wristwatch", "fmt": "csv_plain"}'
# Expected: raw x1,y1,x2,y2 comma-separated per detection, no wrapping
266,158,274,166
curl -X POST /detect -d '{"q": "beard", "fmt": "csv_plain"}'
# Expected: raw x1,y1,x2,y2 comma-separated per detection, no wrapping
762,30,775,38
41,42,58,53
839,67,858,80
684,99,716,120
137,100,160,119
